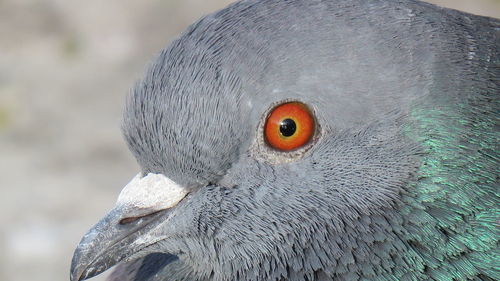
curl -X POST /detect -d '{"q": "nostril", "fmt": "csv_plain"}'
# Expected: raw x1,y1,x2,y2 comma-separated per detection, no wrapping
119,217,140,225
118,210,163,225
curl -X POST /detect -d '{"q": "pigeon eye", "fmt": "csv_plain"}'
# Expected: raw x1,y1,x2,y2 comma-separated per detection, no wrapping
264,102,315,151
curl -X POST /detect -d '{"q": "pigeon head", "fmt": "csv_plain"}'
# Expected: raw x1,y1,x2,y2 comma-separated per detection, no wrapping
71,1,499,281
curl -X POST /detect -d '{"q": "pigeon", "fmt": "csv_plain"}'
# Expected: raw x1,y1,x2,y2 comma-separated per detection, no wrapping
70,0,499,280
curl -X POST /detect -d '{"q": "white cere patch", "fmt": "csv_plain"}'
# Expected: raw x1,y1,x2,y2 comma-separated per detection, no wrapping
116,173,188,215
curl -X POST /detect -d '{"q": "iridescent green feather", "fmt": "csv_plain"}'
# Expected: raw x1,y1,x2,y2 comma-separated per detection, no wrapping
401,93,499,280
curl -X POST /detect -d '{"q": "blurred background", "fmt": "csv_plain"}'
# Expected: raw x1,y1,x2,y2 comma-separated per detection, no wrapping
0,1,498,281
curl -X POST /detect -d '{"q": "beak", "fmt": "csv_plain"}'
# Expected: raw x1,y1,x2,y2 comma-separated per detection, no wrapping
70,173,189,281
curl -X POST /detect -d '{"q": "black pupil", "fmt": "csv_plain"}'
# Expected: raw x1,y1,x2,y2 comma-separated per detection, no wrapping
279,118,297,137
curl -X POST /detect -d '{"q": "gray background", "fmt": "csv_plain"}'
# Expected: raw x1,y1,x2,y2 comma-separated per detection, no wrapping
0,1,498,281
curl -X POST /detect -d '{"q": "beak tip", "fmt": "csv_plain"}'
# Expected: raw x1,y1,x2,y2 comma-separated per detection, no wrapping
70,230,123,281
70,262,98,281
70,245,95,281
70,269,82,281
70,257,84,281
69,273,81,281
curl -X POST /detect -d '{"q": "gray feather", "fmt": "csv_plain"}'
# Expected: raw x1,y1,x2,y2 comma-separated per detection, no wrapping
75,0,499,280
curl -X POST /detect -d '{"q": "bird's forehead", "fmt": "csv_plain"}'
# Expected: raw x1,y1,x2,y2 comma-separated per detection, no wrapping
122,43,252,187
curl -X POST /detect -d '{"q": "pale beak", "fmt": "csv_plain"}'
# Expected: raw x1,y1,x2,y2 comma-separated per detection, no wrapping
70,173,189,281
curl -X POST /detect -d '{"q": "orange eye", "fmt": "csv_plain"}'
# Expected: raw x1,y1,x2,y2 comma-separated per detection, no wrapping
264,102,315,151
